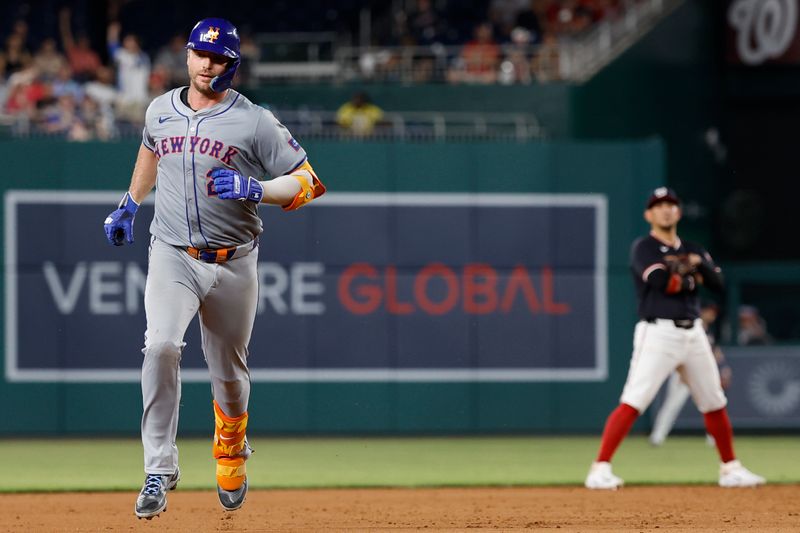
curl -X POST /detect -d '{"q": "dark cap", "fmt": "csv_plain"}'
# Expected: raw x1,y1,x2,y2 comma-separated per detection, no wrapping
646,187,681,209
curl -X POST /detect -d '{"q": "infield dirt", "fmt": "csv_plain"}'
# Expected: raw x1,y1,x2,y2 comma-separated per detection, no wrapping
2,485,797,532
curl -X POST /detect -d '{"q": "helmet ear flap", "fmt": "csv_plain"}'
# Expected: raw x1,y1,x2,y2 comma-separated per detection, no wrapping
210,57,241,92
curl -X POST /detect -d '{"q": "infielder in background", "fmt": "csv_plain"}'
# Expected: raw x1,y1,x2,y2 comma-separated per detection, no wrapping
585,187,764,489
103,18,325,518
649,302,732,446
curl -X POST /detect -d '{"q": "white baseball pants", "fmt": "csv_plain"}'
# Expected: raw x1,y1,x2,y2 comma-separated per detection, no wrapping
620,319,727,415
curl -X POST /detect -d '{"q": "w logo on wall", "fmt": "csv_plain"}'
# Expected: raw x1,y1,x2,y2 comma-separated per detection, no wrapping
728,0,799,65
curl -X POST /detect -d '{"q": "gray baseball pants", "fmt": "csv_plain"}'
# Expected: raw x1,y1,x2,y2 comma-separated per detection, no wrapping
140,236,258,474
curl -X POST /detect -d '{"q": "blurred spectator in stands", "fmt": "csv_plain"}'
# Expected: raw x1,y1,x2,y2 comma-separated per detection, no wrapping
40,93,79,136
11,20,29,48
4,68,49,136
5,69,47,116
405,0,449,45
2,32,33,78
336,91,384,137
83,65,118,137
546,0,594,36
59,7,101,82
149,65,170,99
360,43,405,83
738,305,774,346
590,0,624,22
411,50,438,83
84,65,117,109
498,27,533,84
107,21,150,124
570,2,596,34
67,117,92,141
237,32,261,86
33,38,67,81
531,32,560,81
514,0,545,44
70,95,113,141
154,33,187,87
490,0,535,42
51,64,83,101
448,22,501,84
0,55,7,103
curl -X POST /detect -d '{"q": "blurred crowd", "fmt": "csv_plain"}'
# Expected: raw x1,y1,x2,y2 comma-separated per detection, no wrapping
365,0,640,84
2,9,158,140
0,7,258,141
0,0,639,141
380,0,630,49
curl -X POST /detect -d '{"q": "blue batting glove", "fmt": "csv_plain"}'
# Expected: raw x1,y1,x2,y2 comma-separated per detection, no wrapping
104,192,139,246
211,168,263,203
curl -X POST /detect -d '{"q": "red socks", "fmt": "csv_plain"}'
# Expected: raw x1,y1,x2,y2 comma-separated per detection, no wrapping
704,408,736,463
596,403,639,462
595,404,735,464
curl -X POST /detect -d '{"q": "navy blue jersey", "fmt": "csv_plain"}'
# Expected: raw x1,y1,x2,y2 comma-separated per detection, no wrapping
630,234,723,320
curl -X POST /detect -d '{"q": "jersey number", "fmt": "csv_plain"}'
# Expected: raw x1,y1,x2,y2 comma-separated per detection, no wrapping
206,170,218,197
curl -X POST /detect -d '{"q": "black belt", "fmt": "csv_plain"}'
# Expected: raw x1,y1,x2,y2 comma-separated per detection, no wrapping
645,318,695,329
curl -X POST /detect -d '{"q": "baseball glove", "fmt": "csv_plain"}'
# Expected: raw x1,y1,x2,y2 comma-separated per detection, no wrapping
663,254,696,276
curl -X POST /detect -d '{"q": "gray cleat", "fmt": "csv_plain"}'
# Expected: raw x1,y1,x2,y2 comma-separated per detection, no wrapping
217,478,248,511
135,468,180,519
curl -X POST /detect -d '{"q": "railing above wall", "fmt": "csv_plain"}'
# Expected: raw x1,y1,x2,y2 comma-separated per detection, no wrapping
561,0,685,82
248,0,685,85
271,109,546,141
0,109,547,142
250,31,341,81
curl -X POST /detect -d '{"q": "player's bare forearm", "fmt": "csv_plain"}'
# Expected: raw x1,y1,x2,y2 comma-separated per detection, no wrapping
260,160,325,210
128,144,158,203
211,161,323,208
260,174,304,205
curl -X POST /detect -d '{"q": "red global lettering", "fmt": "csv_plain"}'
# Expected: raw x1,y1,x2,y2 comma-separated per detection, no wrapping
501,264,541,312
338,262,571,316
463,263,498,314
542,266,569,315
414,263,459,315
385,266,413,314
338,263,381,315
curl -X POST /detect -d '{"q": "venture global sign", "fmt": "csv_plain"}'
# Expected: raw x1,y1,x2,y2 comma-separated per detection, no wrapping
5,192,607,383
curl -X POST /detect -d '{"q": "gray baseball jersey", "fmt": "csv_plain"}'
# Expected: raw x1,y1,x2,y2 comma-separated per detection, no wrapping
139,87,308,475
142,87,307,248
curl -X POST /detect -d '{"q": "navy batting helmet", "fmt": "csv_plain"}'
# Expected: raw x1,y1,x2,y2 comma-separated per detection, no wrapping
186,17,240,92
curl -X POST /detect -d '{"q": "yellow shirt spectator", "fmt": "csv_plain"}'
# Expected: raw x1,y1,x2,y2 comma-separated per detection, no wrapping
336,92,384,136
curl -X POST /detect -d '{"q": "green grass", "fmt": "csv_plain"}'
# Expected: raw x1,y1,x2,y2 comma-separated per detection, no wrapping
1,435,797,492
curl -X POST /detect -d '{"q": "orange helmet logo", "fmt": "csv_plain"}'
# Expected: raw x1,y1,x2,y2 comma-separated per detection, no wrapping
206,27,220,43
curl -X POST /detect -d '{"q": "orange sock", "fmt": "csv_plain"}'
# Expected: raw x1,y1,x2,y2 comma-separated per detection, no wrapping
212,401,248,490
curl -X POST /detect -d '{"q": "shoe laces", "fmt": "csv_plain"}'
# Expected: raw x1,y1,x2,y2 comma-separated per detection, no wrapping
143,474,163,495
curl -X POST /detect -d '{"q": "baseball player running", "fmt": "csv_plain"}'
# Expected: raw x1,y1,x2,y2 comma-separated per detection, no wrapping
585,187,764,489
103,18,325,518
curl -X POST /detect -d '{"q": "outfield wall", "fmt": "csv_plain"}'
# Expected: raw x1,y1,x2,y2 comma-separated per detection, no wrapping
0,138,667,434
